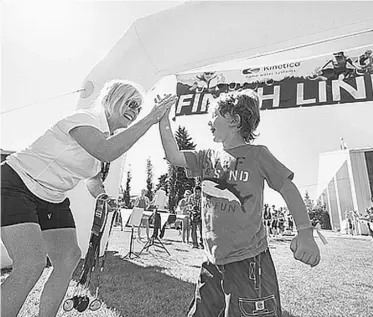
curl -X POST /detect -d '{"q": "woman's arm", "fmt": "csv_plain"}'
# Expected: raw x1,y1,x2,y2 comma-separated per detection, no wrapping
70,95,177,162
70,116,154,162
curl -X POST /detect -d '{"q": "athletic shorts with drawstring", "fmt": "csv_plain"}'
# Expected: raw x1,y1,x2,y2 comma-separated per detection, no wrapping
1,162,75,230
187,248,282,317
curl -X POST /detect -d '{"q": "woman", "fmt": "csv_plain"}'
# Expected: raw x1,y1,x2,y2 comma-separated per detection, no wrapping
134,189,151,239
1,79,177,317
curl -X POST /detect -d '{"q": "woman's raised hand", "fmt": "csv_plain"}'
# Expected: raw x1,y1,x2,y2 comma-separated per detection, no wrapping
149,94,178,124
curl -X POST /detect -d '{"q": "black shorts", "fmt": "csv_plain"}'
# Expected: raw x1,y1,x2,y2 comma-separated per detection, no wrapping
188,249,282,316
1,163,75,231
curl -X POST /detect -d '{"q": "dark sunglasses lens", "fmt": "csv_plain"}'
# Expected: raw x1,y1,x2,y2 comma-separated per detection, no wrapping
128,100,139,109
76,296,90,312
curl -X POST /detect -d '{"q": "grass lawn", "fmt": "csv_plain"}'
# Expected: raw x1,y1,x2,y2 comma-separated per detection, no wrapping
1,227,372,317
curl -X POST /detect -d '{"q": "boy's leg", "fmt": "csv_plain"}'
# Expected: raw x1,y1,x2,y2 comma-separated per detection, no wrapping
187,261,225,317
221,249,281,317
191,221,198,247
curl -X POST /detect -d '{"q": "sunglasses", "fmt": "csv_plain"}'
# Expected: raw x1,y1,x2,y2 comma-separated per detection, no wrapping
127,100,140,109
63,295,102,312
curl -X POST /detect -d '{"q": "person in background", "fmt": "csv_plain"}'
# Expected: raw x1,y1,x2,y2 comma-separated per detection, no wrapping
263,204,272,237
159,89,320,317
189,186,203,249
0,79,176,317
271,205,279,237
356,208,373,239
277,208,285,236
175,189,192,243
344,211,354,235
134,189,151,239
287,212,294,232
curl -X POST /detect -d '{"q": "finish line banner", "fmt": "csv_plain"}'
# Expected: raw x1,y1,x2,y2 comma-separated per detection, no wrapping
175,46,373,117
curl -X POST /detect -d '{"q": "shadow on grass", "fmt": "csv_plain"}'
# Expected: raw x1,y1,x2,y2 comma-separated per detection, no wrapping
69,251,300,317
71,251,195,317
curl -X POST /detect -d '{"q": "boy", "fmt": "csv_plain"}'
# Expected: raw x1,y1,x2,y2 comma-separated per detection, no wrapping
176,190,193,243
189,186,203,249
159,90,320,317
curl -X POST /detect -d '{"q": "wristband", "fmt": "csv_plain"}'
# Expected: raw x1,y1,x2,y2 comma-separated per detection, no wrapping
296,225,313,232
297,225,328,245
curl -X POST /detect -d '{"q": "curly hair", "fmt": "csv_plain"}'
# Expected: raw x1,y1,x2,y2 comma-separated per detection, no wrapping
217,89,260,143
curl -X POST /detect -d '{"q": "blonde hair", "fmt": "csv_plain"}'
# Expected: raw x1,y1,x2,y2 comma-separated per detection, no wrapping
97,79,145,117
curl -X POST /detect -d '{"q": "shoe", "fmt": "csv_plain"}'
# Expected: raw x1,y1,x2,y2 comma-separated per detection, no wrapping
192,244,198,249
199,244,204,249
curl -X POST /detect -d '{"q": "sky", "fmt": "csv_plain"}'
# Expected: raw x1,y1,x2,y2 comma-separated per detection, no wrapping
1,1,373,207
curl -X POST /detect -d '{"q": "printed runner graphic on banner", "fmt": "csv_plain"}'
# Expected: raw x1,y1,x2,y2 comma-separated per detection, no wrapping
175,45,373,117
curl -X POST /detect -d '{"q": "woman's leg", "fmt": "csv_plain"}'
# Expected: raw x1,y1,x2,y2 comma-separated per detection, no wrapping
1,223,47,317
182,218,187,242
39,228,81,317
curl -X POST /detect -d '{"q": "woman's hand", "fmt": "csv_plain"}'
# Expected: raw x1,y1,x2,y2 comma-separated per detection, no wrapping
149,94,177,124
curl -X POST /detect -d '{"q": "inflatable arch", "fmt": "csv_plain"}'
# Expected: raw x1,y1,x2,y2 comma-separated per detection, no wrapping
2,1,373,267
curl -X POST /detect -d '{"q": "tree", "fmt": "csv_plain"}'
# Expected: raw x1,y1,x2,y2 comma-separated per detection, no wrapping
168,126,197,212
156,173,169,194
316,196,327,211
146,157,154,201
303,191,314,213
123,169,132,208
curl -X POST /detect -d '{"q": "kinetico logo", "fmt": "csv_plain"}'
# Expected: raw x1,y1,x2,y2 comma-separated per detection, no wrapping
242,67,261,75
263,62,301,71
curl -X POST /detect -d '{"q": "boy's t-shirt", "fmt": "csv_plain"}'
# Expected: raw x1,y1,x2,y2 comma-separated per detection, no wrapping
183,144,294,265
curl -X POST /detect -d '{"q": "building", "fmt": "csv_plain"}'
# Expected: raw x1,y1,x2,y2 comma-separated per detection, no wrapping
317,147,373,235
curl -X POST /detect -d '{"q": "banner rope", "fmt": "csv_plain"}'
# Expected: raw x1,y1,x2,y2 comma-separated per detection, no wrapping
181,25,373,74
0,88,84,115
240,28,373,62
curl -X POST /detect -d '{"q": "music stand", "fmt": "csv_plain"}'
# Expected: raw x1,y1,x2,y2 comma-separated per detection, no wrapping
123,208,144,259
138,209,171,256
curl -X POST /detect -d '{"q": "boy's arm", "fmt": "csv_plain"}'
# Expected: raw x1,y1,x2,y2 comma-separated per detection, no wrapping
159,108,188,167
279,178,311,229
279,178,320,267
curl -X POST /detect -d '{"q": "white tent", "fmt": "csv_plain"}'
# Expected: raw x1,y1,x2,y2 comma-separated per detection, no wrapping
72,0,373,257
2,1,373,267
77,1,373,108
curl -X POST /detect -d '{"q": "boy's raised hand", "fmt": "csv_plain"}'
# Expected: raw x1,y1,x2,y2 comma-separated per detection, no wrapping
290,228,321,267
154,94,176,124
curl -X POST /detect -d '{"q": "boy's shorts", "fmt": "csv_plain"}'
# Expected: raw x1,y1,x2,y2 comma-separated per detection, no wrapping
1,163,75,231
188,248,282,317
